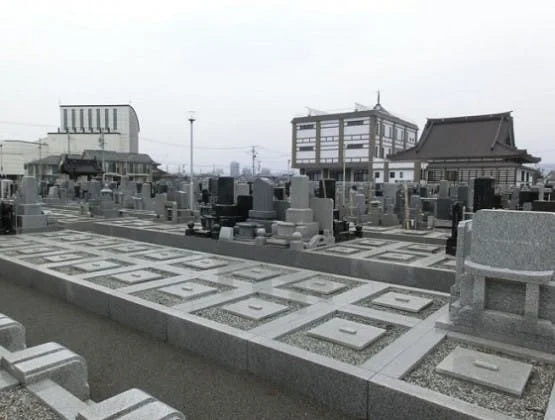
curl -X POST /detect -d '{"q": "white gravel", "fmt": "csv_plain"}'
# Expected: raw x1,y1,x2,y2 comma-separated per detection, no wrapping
0,387,61,420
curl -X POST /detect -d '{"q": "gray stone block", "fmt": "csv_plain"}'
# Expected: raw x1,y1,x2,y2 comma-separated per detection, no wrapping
0,314,26,352
1,342,89,400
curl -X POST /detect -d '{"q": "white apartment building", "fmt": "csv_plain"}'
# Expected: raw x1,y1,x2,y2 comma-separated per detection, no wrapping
0,140,43,178
291,101,419,183
45,104,140,155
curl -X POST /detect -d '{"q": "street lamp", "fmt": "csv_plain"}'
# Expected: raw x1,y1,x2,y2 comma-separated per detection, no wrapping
188,111,196,210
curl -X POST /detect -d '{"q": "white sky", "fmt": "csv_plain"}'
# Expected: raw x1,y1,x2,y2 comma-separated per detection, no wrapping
1,0,554,173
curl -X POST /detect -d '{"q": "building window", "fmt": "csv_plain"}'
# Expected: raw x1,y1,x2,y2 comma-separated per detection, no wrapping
379,147,384,159
353,170,368,182
79,109,84,130
400,172,404,179
105,109,110,130
346,143,364,149
446,170,458,182
299,146,314,152
96,109,101,129
113,109,118,130
88,109,92,130
63,109,68,131
375,172,380,179
298,124,315,130
71,109,76,131
526,172,530,182
346,120,364,126
390,171,395,179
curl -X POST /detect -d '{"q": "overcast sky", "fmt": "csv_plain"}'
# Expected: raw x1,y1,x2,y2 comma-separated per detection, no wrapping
1,0,554,173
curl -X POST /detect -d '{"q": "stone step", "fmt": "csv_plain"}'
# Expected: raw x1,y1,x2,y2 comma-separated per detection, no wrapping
76,388,186,420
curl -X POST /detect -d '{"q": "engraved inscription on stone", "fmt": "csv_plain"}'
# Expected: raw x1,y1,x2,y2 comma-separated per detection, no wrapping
372,292,433,313
160,282,218,299
112,270,163,284
293,277,347,295
232,267,283,281
222,297,288,321
435,347,533,396
307,318,386,350
73,260,121,272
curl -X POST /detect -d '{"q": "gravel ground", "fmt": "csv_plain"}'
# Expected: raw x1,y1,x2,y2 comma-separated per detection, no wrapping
4,247,63,258
355,287,449,319
86,268,180,290
282,275,365,298
20,252,94,266
51,259,132,275
133,279,234,306
194,293,307,330
404,338,555,420
279,312,409,365
0,387,61,420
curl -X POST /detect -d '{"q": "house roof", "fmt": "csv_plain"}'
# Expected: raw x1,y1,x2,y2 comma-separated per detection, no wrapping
26,154,81,166
388,112,540,163
81,150,158,165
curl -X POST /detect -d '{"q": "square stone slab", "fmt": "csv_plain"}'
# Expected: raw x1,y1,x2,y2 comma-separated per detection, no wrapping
63,234,94,242
307,318,386,350
358,239,388,247
183,258,230,270
73,260,121,272
222,297,288,321
86,239,121,247
293,277,347,295
112,270,163,284
111,244,152,253
232,267,283,281
142,250,187,261
160,282,218,299
443,259,457,268
44,254,84,263
401,230,428,236
17,247,54,255
436,347,533,396
372,292,433,313
376,252,415,262
324,246,361,255
406,244,441,253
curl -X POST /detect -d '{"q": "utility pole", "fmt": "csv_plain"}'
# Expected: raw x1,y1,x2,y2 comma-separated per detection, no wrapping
188,111,195,210
67,131,70,155
38,141,42,181
99,129,106,183
251,145,257,179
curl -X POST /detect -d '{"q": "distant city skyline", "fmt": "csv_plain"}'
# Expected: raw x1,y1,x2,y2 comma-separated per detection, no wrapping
1,1,554,173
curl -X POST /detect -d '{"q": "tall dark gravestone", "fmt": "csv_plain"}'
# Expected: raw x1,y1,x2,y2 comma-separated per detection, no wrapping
273,187,285,201
217,177,234,205
446,202,463,256
473,177,495,212
318,179,336,202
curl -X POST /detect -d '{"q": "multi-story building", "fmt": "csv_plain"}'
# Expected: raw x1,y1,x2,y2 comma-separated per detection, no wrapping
0,140,43,179
291,100,419,183
388,112,540,188
230,161,240,177
45,104,140,155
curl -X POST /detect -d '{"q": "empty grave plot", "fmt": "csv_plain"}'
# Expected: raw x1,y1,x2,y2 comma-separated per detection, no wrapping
431,258,457,271
52,233,96,242
219,264,295,283
355,287,448,319
317,245,366,256
102,243,160,254
368,251,423,263
50,258,133,276
3,245,65,258
350,238,391,248
74,238,127,248
193,293,307,330
282,274,364,297
171,256,238,272
404,338,555,420
133,278,234,307
135,249,199,262
279,311,408,365
19,251,97,265
0,240,41,250
84,267,181,289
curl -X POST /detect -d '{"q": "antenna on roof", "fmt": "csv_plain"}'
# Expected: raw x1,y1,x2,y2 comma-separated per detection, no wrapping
376,90,381,105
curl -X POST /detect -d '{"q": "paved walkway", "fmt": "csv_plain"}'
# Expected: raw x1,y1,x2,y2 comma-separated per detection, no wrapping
0,275,353,420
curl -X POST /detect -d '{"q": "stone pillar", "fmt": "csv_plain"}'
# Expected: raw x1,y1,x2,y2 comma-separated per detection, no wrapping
383,161,390,183
315,121,321,164
414,161,421,183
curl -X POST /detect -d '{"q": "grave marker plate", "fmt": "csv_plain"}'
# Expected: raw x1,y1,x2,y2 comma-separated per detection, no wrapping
436,347,533,396
111,244,151,253
18,247,54,255
324,246,361,255
376,252,415,262
160,282,218,299
293,277,347,295
357,239,388,247
307,318,386,350
183,258,229,270
232,267,283,281
44,254,84,263
112,270,163,284
406,244,441,253
143,250,188,261
222,297,288,321
372,292,433,313
73,261,121,272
